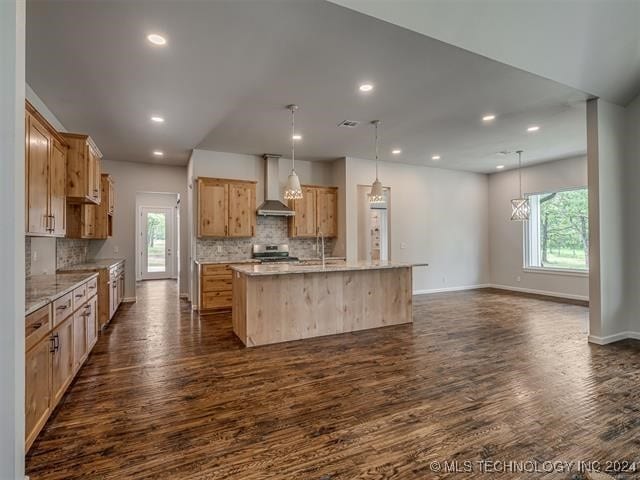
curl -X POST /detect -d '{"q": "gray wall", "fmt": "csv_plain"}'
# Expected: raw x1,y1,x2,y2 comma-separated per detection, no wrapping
89,160,189,299
344,157,490,292
1,0,25,477
488,155,589,300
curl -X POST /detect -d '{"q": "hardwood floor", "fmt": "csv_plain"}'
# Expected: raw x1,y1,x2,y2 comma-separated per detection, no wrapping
26,281,640,479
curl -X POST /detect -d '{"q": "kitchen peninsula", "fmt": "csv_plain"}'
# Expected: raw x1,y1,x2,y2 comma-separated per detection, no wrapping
231,262,415,347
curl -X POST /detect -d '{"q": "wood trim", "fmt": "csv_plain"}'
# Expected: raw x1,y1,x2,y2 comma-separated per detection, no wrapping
25,100,68,146
301,184,338,190
196,176,257,184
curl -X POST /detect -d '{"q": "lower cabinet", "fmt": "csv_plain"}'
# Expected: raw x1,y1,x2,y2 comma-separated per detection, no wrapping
199,263,233,311
25,275,99,452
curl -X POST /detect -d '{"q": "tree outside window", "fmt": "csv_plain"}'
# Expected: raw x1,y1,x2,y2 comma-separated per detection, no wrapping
525,188,589,271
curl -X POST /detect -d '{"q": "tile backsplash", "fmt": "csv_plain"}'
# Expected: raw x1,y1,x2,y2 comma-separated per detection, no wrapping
56,238,89,269
196,216,336,261
25,237,90,276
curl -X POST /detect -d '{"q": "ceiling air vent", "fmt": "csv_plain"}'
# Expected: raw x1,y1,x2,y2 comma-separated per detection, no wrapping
337,120,360,128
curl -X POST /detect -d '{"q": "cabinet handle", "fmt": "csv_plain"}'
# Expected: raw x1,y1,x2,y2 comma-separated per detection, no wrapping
75,293,83,298
49,336,56,353
88,285,96,290
251,225,255,236
51,215,56,232
31,322,42,330
225,225,228,235
57,304,68,311
53,333,59,352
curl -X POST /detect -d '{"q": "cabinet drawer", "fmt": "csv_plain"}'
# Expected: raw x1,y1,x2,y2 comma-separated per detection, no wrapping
25,305,51,352
86,277,98,298
201,264,230,276
201,291,233,310
202,276,232,293
72,283,87,311
53,292,73,326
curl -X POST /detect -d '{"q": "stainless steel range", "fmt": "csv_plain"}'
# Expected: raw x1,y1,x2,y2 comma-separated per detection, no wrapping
252,244,299,263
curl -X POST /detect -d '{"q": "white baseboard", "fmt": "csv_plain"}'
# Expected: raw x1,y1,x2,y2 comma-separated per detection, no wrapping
192,304,198,311
413,284,491,295
588,331,640,345
122,297,136,303
488,284,589,302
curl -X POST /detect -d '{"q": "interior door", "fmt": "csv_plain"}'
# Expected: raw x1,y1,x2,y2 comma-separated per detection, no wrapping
140,206,174,280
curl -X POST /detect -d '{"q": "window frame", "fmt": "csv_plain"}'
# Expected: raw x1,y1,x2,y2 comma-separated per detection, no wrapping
522,186,589,276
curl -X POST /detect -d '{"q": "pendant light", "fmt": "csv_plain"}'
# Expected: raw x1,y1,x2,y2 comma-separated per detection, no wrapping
369,120,385,205
284,104,303,200
510,150,530,221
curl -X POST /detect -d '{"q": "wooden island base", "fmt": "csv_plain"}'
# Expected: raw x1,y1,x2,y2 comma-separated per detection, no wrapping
231,264,413,347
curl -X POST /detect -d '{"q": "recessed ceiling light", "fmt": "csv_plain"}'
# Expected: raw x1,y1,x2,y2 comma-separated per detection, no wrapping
150,116,165,123
292,134,302,140
359,83,374,92
392,149,402,155
153,150,164,156
482,114,496,122
527,125,540,132
147,34,167,46
431,155,441,160
496,165,505,170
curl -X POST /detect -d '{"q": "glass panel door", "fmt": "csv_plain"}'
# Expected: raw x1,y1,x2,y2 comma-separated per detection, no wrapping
140,206,174,280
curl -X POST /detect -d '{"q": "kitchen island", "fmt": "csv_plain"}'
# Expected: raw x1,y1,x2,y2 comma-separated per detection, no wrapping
231,262,414,347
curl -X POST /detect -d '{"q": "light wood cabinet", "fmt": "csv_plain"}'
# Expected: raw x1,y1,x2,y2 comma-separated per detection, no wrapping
25,334,51,451
197,177,256,238
25,101,68,237
50,316,74,407
288,185,338,238
60,132,102,204
25,276,100,451
66,174,114,239
199,263,233,311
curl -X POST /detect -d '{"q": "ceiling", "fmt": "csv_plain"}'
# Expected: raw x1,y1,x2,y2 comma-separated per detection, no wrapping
330,0,640,107
27,0,588,173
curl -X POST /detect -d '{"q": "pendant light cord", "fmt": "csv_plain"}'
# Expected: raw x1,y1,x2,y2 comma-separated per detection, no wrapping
518,150,523,197
291,107,295,172
375,121,379,180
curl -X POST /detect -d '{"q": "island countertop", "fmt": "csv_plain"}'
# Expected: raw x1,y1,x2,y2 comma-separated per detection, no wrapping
26,272,99,315
230,261,426,276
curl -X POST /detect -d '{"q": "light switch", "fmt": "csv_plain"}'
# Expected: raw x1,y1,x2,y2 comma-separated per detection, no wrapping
400,242,407,249
217,245,223,254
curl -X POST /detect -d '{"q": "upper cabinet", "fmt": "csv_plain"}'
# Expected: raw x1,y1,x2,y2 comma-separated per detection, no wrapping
67,174,114,239
289,185,338,238
197,177,256,238
25,101,68,237
60,133,102,205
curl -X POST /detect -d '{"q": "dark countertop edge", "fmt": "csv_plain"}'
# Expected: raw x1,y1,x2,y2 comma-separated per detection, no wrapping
56,258,125,273
26,271,99,316
194,259,261,265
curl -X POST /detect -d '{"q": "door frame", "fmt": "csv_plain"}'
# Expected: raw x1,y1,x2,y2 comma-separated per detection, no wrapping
137,205,176,280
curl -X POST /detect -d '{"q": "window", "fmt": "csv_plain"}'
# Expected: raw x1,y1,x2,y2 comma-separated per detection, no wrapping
524,188,589,272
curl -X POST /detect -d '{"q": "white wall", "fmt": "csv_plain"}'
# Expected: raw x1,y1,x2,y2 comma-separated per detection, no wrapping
488,155,589,300
344,157,490,293
89,160,188,299
1,1,25,477
624,93,640,336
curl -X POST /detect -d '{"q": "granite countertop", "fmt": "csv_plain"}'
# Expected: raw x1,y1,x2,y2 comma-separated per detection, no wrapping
57,258,125,272
195,259,261,265
230,261,425,276
26,272,99,315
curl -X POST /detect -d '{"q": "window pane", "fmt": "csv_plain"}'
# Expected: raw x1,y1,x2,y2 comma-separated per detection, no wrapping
526,188,589,270
147,212,166,273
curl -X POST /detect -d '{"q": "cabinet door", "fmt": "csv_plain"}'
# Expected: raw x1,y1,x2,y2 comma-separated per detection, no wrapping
25,338,51,451
228,182,255,237
51,318,74,407
316,188,337,237
73,307,88,371
118,274,125,306
49,139,67,236
92,150,101,204
289,186,317,237
108,178,115,215
86,296,98,351
26,114,51,235
198,179,228,237
82,204,96,238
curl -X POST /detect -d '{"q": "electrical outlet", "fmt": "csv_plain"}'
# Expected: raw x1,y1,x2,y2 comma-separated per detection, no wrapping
217,245,223,254
33,250,38,261
113,246,119,254
516,276,521,282
442,276,446,284
400,242,407,249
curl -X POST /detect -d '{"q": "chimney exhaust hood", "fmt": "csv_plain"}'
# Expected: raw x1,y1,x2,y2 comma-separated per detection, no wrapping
257,154,296,216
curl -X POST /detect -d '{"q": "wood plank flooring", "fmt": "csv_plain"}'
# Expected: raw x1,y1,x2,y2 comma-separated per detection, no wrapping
26,281,640,479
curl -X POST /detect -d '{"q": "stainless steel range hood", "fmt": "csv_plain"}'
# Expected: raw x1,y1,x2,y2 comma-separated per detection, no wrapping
257,154,296,216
